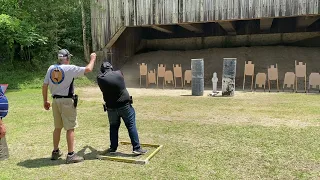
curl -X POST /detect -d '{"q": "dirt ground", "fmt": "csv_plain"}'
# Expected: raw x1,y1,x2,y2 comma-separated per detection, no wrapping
120,46,320,89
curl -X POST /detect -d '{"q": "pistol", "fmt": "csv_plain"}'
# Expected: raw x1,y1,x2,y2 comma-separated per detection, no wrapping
73,94,78,108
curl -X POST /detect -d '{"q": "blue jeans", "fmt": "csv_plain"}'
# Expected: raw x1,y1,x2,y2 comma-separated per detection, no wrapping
106,104,141,151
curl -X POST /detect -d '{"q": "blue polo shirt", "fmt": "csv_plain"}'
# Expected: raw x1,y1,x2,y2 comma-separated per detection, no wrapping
0,88,8,119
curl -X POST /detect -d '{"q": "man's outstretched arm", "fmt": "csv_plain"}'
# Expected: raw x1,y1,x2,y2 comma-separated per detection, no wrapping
85,53,97,73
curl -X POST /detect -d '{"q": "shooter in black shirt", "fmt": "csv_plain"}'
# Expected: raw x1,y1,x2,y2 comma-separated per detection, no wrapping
97,62,147,155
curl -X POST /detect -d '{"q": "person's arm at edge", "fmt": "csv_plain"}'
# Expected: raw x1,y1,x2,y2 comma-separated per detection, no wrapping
0,118,5,138
85,53,97,74
42,83,50,110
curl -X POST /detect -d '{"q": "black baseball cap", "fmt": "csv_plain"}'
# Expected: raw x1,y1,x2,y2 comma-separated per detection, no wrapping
100,62,113,73
58,49,73,58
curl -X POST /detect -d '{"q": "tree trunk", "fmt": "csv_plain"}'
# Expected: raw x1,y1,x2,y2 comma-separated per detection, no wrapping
18,0,22,8
80,0,89,62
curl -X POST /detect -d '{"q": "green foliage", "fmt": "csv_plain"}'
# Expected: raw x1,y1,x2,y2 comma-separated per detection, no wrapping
0,0,92,74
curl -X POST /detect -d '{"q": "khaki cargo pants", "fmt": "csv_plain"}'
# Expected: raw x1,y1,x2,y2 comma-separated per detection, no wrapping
0,137,9,160
52,98,78,130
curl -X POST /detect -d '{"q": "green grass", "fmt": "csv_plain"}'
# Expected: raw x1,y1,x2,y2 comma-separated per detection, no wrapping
0,88,320,179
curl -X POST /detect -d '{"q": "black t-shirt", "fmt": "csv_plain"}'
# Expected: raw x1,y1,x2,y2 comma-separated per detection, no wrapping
97,70,130,108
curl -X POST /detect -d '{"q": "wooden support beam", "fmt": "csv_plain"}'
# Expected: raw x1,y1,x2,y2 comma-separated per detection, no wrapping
105,27,126,49
179,23,203,33
260,18,273,32
218,21,236,35
151,25,173,33
296,16,320,29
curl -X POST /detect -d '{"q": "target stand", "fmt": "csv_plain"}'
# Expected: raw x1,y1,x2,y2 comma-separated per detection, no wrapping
96,141,163,165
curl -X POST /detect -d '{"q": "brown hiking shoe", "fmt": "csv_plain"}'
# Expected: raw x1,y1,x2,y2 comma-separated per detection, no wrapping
51,150,63,160
66,153,84,164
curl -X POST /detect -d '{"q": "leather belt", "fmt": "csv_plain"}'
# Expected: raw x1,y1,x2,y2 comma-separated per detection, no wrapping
52,95,73,99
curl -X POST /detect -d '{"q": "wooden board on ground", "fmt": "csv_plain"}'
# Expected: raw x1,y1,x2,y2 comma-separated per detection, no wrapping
96,142,163,165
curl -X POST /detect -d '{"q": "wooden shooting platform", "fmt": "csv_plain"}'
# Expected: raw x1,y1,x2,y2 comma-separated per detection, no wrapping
96,142,163,165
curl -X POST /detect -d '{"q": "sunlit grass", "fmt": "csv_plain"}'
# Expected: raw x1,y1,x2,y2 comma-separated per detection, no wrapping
0,88,320,179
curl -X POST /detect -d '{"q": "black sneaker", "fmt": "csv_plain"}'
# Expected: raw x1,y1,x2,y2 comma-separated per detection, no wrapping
133,148,148,155
66,153,84,164
100,148,117,155
51,150,63,160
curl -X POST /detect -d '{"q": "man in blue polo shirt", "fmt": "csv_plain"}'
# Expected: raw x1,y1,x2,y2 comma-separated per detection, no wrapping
0,84,9,160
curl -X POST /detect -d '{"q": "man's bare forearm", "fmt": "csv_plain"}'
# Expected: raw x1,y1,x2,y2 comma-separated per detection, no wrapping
85,53,97,73
42,84,48,102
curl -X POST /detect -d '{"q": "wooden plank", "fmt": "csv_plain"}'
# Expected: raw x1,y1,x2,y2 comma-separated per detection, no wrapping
280,0,286,16
215,0,220,20
296,16,320,29
179,23,203,33
248,0,254,18
234,0,240,20
299,0,307,15
200,0,204,22
222,0,227,20
240,0,248,19
91,0,320,52
260,18,274,32
151,25,174,33
219,21,237,35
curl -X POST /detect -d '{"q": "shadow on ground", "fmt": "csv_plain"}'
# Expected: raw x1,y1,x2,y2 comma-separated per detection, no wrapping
17,145,141,168
17,158,65,168
77,145,138,161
